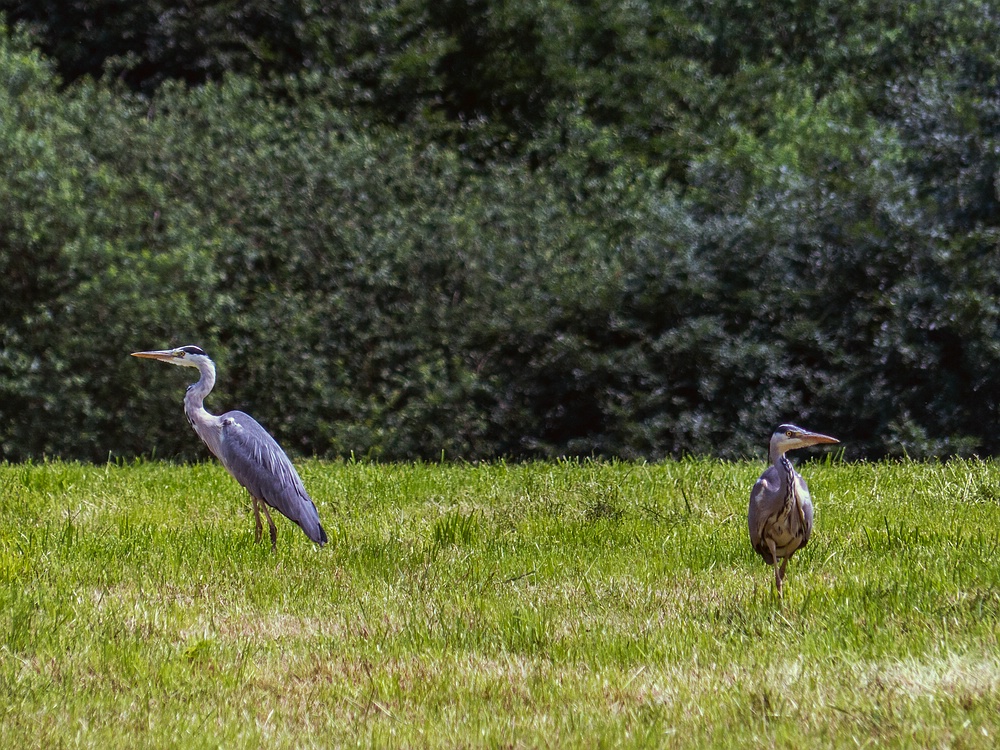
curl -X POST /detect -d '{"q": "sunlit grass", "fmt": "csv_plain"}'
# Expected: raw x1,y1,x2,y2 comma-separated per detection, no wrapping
0,458,998,747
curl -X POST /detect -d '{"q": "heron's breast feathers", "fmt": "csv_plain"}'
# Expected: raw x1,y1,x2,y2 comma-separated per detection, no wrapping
750,462,813,561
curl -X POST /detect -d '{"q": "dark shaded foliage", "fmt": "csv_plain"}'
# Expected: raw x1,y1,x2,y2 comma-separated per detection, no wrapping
1,3,999,462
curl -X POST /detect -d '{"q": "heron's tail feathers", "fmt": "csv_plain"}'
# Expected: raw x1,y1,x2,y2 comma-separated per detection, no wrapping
292,505,327,547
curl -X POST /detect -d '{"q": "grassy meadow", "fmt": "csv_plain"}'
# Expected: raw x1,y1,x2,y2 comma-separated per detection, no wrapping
0,457,998,748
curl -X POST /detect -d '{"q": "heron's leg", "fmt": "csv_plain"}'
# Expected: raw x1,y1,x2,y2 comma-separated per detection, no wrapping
766,539,782,595
252,496,263,543
261,503,278,552
778,557,790,586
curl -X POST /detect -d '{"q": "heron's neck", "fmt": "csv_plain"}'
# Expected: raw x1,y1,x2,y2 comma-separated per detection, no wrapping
183,359,218,421
770,449,796,497
768,440,783,465
183,358,224,459
184,361,215,411
769,441,793,476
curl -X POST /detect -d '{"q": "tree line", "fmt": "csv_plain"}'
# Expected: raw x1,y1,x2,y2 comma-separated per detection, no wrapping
1,2,999,462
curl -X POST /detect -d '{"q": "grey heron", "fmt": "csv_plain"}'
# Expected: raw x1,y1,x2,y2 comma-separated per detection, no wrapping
748,424,838,594
132,345,327,550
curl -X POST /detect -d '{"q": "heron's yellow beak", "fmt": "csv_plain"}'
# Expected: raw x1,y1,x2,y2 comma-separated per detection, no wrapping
131,349,180,362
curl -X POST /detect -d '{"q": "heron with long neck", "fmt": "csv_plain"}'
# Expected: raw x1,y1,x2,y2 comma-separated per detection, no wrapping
132,345,327,550
748,424,838,594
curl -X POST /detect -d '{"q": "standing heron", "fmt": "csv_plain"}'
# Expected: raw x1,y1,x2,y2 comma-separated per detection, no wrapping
748,424,838,594
132,345,327,550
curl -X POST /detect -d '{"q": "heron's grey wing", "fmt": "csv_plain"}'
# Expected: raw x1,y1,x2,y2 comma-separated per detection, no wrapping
793,472,815,548
749,465,781,563
217,411,327,545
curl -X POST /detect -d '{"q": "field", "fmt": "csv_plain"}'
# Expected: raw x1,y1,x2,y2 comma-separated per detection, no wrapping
1,457,998,748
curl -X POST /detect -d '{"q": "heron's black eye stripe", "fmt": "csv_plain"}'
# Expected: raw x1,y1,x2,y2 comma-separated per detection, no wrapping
179,345,206,356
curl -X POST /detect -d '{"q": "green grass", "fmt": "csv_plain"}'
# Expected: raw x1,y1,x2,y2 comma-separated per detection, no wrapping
1,457,998,748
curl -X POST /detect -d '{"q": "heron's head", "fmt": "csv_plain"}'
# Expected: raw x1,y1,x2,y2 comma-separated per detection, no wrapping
131,345,211,370
769,423,839,461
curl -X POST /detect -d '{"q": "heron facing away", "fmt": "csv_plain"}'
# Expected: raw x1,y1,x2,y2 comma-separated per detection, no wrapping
132,345,327,551
748,424,838,595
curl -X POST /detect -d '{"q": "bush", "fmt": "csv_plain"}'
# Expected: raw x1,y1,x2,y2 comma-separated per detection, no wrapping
2,6,1000,462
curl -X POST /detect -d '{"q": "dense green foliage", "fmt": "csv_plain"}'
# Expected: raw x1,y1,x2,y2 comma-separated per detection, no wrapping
0,459,998,746
1,3,999,461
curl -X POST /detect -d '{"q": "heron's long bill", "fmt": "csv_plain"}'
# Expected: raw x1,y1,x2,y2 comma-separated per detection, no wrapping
801,430,839,446
131,349,178,362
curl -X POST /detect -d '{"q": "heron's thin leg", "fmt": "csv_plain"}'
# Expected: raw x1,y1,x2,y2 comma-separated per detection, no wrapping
766,539,782,595
252,496,263,543
778,557,789,588
261,503,278,552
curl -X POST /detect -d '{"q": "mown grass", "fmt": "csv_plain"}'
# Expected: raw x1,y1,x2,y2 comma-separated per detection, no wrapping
0,457,998,748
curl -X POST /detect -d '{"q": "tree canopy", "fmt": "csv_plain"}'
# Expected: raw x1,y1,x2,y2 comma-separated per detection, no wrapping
1,2,999,462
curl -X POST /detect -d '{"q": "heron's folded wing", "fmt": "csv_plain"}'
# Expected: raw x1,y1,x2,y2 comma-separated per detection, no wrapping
748,465,780,551
217,411,326,544
793,473,815,546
